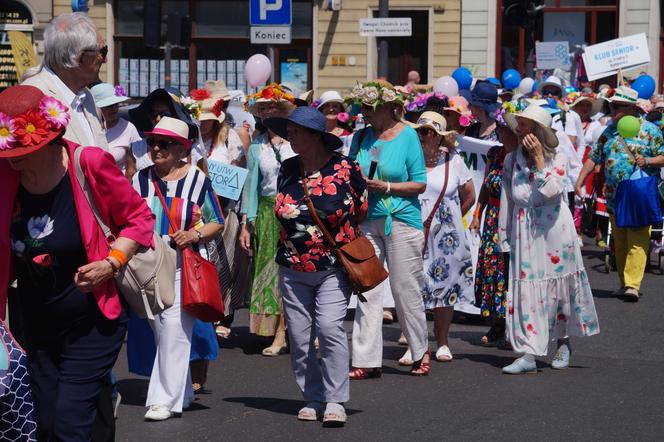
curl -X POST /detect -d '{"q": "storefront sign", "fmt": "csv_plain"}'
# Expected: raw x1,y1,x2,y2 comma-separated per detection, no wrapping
250,0,292,26
359,18,412,37
582,33,650,81
207,160,249,201
0,3,33,90
535,41,570,70
250,26,291,44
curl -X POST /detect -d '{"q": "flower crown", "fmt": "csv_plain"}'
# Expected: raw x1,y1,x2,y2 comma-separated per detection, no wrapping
345,82,406,110
246,83,295,110
0,96,70,151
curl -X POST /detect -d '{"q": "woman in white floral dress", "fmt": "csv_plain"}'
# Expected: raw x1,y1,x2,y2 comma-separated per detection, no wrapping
499,104,600,374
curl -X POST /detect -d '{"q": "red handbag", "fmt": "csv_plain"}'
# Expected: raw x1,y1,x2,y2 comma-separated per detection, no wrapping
152,172,225,322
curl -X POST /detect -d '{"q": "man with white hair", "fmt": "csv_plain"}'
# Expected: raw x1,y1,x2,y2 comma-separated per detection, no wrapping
22,12,108,150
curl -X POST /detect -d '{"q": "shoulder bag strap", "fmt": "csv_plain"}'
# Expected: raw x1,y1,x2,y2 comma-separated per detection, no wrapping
150,168,179,232
73,146,114,240
422,152,450,253
299,161,339,250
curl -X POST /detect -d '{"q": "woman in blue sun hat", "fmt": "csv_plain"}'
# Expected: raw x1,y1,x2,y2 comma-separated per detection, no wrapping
465,81,501,142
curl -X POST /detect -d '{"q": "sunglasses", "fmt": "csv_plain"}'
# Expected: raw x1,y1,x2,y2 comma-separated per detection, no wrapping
541,88,562,97
146,138,181,150
83,45,108,58
417,128,436,137
149,110,173,120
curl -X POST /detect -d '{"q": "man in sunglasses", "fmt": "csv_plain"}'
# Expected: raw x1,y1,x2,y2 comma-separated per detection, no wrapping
22,12,109,151
539,76,586,155
576,86,664,302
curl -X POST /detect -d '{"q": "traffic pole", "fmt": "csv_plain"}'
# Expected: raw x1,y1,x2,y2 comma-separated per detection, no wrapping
377,0,389,79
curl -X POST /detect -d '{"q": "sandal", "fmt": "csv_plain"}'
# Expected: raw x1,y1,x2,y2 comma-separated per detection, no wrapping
435,345,453,362
480,325,502,347
349,367,382,380
322,403,347,427
398,348,413,366
410,350,431,376
398,333,408,346
192,383,203,393
215,326,231,339
262,344,288,357
297,402,323,421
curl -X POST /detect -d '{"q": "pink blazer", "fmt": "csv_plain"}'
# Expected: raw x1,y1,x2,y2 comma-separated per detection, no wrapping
0,140,155,320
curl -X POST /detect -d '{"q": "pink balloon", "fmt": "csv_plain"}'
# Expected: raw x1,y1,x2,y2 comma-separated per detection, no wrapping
245,54,272,88
432,76,459,97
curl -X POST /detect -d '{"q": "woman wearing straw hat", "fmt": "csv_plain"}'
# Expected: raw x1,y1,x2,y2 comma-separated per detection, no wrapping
412,111,475,362
262,106,367,426
442,95,474,134
91,83,141,177
131,116,224,420
0,85,155,439
345,80,431,377
499,104,600,374
239,83,296,356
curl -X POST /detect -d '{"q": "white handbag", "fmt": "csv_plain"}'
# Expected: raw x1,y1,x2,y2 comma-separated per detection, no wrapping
73,146,176,319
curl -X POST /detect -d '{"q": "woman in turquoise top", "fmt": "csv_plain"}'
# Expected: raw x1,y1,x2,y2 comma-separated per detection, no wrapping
346,81,431,378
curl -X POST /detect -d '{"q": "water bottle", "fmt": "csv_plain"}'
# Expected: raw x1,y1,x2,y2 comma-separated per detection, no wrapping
355,113,365,131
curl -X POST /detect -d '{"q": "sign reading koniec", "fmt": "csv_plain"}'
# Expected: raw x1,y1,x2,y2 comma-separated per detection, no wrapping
250,26,291,44
359,18,412,37
582,33,650,81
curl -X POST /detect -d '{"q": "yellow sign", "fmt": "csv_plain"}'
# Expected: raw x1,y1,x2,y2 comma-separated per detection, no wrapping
8,31,36,80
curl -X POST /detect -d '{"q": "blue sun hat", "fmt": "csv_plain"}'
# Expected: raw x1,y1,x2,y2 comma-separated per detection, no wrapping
263,106,343,151
469,81,501,114
91,83,129,108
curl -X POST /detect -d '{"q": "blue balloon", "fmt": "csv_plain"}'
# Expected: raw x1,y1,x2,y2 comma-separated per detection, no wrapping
632,75,656,99
486,77,502,88
452,67,473,90
501,69,522,90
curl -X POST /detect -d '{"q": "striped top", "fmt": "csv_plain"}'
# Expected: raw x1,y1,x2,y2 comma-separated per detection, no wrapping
132,165,223,258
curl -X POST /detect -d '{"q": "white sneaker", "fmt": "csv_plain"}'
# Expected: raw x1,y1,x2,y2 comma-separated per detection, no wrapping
144,405,173,421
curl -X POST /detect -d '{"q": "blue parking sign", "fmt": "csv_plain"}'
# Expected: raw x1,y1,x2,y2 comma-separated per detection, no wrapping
250,0,292,26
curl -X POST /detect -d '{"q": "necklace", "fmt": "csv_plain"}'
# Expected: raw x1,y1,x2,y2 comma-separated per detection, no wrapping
268,137,283,164
424,146,444,167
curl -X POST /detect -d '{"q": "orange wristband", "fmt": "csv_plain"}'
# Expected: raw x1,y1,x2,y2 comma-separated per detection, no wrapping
108,249,128,267
473,208,481,218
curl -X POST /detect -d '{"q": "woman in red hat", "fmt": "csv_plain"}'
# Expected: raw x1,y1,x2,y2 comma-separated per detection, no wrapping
0,85,155,440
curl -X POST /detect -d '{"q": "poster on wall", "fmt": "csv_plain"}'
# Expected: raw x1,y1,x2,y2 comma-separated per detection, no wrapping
280,59,308,97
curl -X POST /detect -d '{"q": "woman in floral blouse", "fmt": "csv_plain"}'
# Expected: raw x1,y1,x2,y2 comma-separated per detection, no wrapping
264,106,367,427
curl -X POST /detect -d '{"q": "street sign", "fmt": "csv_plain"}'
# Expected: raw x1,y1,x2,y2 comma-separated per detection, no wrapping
582,33,650,81
359,18,412,37
250,26,291,44
250,0,292,26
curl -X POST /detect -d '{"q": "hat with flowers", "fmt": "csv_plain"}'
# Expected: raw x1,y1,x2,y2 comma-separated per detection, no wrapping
0,85,70,158
246,83,296,115
345,80,406,110
188,88,226,123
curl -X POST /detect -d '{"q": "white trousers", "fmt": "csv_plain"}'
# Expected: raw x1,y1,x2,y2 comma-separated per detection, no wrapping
146,269,195,413
351,219,428,367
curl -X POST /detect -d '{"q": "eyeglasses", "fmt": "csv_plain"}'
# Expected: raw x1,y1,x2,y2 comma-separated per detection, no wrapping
541,88,562,97
146,138,181,149
83,45,108,58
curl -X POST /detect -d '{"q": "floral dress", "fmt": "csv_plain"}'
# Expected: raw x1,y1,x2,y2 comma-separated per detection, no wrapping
500,148,600,356
274,155,368,272
475,145,507,318
420,152,475,310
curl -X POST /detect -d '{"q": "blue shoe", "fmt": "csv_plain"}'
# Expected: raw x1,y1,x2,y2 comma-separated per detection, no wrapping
552,343,571,370
502,357,537,374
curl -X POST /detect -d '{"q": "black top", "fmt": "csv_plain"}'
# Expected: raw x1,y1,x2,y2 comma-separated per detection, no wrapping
11,174,87,300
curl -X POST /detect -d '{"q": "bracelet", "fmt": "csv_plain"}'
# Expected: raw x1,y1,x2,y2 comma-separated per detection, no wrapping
386,181,391,194
104,257,120,278
108,249,128,267
473,208,481,218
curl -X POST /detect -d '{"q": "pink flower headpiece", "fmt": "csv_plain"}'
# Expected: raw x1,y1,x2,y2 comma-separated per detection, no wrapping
0,96,70,152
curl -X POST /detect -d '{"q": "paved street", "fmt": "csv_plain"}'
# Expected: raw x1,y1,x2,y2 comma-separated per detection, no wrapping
114,245,664,441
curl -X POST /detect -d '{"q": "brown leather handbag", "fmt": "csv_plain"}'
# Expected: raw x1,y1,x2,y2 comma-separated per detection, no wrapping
300,165,388,301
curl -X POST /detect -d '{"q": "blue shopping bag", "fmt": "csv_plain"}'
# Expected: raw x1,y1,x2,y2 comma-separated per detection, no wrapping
614,168,662,228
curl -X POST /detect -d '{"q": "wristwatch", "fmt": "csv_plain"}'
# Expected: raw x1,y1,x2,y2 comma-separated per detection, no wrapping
194,229,202,243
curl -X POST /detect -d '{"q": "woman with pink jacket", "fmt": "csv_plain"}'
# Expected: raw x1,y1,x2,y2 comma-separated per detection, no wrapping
0,85,154,441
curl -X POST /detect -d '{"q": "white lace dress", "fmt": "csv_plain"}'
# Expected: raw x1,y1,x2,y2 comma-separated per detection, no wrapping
499,148,600,356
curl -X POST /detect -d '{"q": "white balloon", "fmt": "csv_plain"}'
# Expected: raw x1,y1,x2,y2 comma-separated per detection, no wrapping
517,77,535,95
432,76,459,97
245,54,272,88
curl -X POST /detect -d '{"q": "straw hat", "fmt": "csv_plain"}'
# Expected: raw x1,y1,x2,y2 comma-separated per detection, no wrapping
444,95,472,118
143,116,193,150
607,86,639,106
0,85,69,158
263,106,342,151
504,103,559,148
247,83,296,115
411,111,454,136
204,80,231,101
294,90,314,107
198,97,226,123
568,94,602,115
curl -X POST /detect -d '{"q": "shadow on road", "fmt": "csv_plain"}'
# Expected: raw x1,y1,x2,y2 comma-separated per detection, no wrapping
224,397,362,416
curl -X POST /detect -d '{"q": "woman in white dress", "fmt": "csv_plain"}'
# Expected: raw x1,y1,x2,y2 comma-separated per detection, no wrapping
414,112,475,362
499,104,600,374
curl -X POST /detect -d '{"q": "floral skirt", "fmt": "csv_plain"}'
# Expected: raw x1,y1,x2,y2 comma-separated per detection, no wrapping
475,202,507,318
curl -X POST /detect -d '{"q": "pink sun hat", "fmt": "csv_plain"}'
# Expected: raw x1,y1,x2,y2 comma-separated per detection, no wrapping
143,116,192,150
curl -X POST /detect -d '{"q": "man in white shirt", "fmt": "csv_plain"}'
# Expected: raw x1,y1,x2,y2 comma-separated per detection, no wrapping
21,12,108,150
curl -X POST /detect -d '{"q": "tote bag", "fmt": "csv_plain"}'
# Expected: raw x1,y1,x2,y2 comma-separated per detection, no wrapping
614,168,662,228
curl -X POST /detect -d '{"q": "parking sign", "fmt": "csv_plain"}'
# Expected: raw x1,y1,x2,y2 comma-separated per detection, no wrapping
250,0,292,26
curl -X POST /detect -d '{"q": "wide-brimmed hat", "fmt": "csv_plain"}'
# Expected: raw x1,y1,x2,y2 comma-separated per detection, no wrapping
91,83,129,108
198,98,226,123
0,85,69,158
654,101,664,111
607,86,639,106
504,103,559,148
129,88,199,139
411,111,454,136
316,91,344,110
263,106,342,151
247,83,296,116
294,90,314,107
444,95,472,117
469,81,501,114
568,94,602,115
538,76,563,95
204,80,231,101
143,116,193,150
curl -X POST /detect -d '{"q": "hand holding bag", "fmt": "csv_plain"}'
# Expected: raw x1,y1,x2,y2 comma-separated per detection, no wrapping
74,147,176,319
299,162,388,301
152,171,225,322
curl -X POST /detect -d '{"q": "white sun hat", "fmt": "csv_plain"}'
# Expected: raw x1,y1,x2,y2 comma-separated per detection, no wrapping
91,83,129,108
504,103,559,148
316,91,345,109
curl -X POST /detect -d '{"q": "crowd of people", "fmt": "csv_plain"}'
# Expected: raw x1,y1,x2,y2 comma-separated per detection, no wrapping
1,11,663,440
